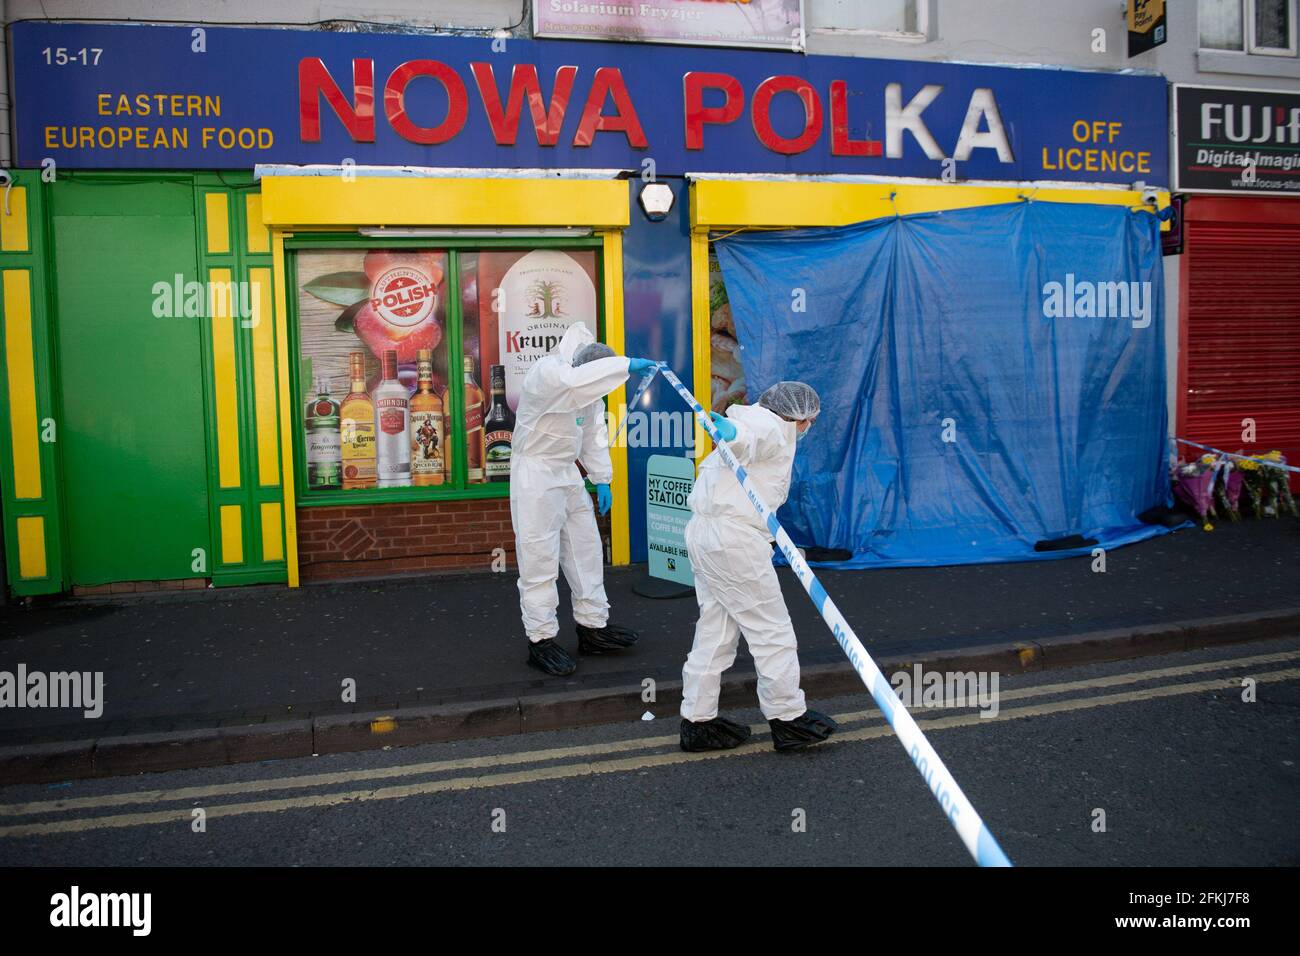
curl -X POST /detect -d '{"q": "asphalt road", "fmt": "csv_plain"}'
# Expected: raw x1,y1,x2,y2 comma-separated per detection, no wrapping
0,636,1296,867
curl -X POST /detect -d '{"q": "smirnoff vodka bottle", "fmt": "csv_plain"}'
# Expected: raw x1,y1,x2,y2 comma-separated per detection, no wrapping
374,349,411,487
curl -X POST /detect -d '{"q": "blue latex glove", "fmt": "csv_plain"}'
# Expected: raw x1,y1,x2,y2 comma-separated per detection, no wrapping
710,412,737,442
596,483,613,516
627,357,658,374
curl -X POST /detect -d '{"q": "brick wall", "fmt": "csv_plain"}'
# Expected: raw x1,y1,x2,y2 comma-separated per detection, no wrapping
295,496,612,582
73,578,208,597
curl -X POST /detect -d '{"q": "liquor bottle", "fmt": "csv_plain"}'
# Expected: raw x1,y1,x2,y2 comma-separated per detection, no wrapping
409,349,446,486
305,374,342,490
464,356,486,483
484,364,515,483
339,351,377,490
374,349,411,488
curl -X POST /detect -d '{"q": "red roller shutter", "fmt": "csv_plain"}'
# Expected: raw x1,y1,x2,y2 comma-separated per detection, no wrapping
1178,196,1300,489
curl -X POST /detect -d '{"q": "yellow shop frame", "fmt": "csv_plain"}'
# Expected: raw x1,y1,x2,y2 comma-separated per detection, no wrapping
688,178,1171,460
259,174,633,585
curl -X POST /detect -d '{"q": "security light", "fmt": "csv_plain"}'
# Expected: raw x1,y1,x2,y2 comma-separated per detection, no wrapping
638,182,675,222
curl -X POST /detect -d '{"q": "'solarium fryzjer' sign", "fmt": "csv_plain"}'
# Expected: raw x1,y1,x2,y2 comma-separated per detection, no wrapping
1174,84,1300,196
532,0,803,51
12,21,1167,185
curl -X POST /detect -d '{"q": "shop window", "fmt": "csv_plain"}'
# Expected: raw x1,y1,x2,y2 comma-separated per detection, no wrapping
1200,0,1297,55
291,242,602,502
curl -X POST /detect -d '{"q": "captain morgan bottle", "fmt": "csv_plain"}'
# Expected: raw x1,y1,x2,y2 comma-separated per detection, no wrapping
410,349,446,486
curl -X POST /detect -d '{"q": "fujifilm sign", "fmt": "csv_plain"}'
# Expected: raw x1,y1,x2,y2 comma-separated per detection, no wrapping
1175,84,1300,195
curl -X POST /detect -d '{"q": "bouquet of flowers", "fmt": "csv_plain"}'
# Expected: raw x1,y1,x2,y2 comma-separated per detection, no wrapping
1192,452,1242,522
1214,464,1244,521
1173,456,1218,530
1237,450,1299,519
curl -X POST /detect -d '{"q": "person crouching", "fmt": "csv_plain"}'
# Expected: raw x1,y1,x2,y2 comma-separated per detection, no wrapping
679,381,840,753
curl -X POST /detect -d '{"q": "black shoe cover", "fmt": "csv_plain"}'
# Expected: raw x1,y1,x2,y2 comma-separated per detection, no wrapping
527,638,577,676
769,709,839,752
576,622,640,654
679,716,753,752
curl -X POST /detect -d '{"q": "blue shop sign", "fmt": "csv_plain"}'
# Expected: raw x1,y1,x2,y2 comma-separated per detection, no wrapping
12,21,1168,185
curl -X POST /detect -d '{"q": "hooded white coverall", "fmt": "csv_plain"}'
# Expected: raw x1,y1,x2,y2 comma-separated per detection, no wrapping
510,324,630,643
681,403,807,722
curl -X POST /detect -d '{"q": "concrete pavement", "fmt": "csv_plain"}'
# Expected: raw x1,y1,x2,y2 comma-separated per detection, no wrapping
1,519,1296,781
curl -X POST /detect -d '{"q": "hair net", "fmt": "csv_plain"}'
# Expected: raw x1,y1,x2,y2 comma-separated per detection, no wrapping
757,381,820,421
573,342,617,367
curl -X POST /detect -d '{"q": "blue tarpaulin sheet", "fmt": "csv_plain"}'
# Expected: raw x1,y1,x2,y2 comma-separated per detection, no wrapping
713,201,1175,568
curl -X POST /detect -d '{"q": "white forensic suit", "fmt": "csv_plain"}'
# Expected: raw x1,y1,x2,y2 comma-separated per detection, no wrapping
510,324,630,643
681,403,807,722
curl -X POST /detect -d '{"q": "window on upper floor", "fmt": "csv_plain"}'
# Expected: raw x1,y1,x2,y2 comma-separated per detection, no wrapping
1200,0,1297,57
807,0,927,40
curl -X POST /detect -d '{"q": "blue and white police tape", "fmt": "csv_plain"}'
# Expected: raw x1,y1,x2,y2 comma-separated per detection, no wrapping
658,365,1012,868
610,362,664,447
1173,437,1300,474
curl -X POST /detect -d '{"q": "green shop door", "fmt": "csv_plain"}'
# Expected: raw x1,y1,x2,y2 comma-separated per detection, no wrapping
50,176,211,587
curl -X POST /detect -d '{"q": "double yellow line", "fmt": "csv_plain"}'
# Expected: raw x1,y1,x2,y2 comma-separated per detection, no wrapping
1,650,1296,840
